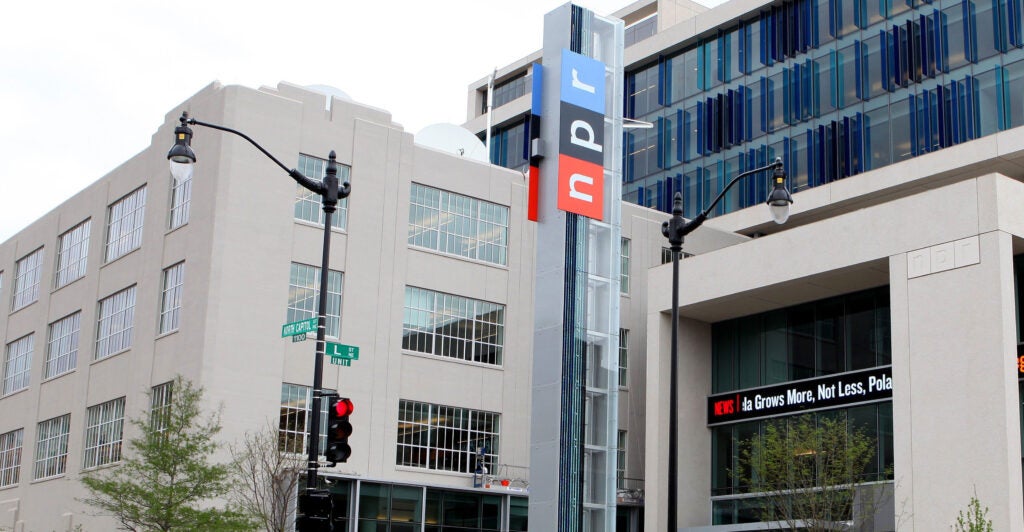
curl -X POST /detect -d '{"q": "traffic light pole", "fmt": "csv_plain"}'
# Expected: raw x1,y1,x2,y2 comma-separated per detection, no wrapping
166,113,350,531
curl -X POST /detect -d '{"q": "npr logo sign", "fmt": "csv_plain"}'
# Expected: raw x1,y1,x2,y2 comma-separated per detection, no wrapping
557,49,605,220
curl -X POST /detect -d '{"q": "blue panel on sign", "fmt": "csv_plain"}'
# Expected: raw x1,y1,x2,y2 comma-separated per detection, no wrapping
560,49,605,114
531,63,544,117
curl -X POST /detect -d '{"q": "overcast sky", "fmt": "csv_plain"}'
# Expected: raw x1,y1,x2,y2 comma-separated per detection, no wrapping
0,0,719,243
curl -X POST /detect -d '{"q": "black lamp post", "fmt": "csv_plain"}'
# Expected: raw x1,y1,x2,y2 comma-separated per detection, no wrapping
660,157,792,532
167,111,350,530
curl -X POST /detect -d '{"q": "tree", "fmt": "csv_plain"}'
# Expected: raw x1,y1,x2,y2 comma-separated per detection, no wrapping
953,492,993,532
228,423,304,532
80,376,255,531
736,413,881,531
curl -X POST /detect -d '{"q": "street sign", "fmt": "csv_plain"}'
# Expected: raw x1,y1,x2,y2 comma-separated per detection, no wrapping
330,358,352,367
326,343,359,360
291,333,307,343
282,317,318,338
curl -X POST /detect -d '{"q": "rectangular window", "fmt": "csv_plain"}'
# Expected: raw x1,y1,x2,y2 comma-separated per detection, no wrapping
12,247,44,311
294,154,351,230
287,263,343,339
46,312,80,379
105,186,147,262
168,172,192,229
34,414,69,480
278,383,334,454
396,399,500,474
620,238,631,293
402,286,504,365
159,262,185,334
0,428,22,487
619,329,629,388
96,286,136,360
408,183,509,266
83,397,125,469
3,334,33,396
55,220,90,288
617,430,627,489
150,381,173,433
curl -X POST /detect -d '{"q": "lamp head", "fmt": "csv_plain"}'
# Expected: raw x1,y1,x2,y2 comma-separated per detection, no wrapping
167,112,196,182
765,157,793,225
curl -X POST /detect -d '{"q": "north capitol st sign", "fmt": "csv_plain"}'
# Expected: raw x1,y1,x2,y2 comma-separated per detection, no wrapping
707,366,894,425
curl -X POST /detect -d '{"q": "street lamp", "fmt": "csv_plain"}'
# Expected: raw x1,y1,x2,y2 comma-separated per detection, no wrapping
167,111,350,529
660,157,792,532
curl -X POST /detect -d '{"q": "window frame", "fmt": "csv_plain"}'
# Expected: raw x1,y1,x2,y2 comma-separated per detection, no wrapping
34,414,70,480
168,171,192,230
150,381,173,433
3,334,34,396
619,328,629,389
396,399,500,475
407,183,510,266
82,397,126,469
0,428,23,487
45,312,81,379
12,247,44,311
401,286,505,366
159,262,185,334
620,238,631,294
55,220,91,289
95,285,137,360
286,263,343,339
104,186,147,263
278,383,335,455
294,154,351,231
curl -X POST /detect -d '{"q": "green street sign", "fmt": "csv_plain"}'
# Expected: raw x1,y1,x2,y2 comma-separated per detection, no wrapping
282,317,318,338
330,358,352,367
326,342,359,360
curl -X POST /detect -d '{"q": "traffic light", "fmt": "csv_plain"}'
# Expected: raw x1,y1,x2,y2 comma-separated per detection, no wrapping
296,489,333,531
326,397,353,465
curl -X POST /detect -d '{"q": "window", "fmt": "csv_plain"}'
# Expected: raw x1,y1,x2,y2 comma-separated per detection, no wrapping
396,399,500,474
287,263,342,339
55,220,90,288
83,397,125,469
491,73,529,109
408,183,509,266
617,430,627,489
45,312,80,379
159,262,185,334
402,287,504,365
12,247,44,311
96,286,136,359
105,186,146,262
619,329,629,388
294,154,351,230
34,414,69,480
278,383,334,454
150,381,173,433
620,238,631,293
168,171,192,229
0,428,22,487
3,334,33,396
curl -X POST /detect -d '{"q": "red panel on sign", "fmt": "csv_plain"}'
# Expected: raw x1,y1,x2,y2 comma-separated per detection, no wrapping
556,154,604,220
528,165,540,222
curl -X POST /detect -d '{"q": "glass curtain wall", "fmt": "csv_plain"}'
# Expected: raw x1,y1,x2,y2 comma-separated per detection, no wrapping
625,0,1024,219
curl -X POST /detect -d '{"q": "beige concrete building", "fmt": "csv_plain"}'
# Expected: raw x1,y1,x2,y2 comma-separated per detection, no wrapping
0,80,688,531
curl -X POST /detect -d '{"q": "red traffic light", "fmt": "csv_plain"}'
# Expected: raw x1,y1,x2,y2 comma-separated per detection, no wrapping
333,397,354,417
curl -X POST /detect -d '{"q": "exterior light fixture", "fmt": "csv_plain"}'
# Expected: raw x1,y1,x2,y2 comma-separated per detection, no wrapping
766,163,794,225
167,112,196,182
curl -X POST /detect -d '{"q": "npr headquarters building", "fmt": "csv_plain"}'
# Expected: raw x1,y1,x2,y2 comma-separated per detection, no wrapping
466,0,1024,529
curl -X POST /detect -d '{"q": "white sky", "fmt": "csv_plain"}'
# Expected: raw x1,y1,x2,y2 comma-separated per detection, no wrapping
0,0,719,243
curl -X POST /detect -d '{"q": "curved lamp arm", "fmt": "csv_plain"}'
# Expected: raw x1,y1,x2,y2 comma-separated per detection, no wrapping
167,112,351,201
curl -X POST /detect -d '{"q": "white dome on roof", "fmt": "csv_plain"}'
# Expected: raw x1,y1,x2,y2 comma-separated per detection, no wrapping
414,123,489,162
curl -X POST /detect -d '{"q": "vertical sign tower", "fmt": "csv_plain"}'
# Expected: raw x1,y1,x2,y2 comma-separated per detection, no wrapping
531,4,624,531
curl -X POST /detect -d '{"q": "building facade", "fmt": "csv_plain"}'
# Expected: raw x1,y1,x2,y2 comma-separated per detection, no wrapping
467,0,1024,530
0,81,683,531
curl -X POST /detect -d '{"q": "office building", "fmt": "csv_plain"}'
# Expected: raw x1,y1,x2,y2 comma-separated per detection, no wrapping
467,0,1024,530
0,80,706,531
